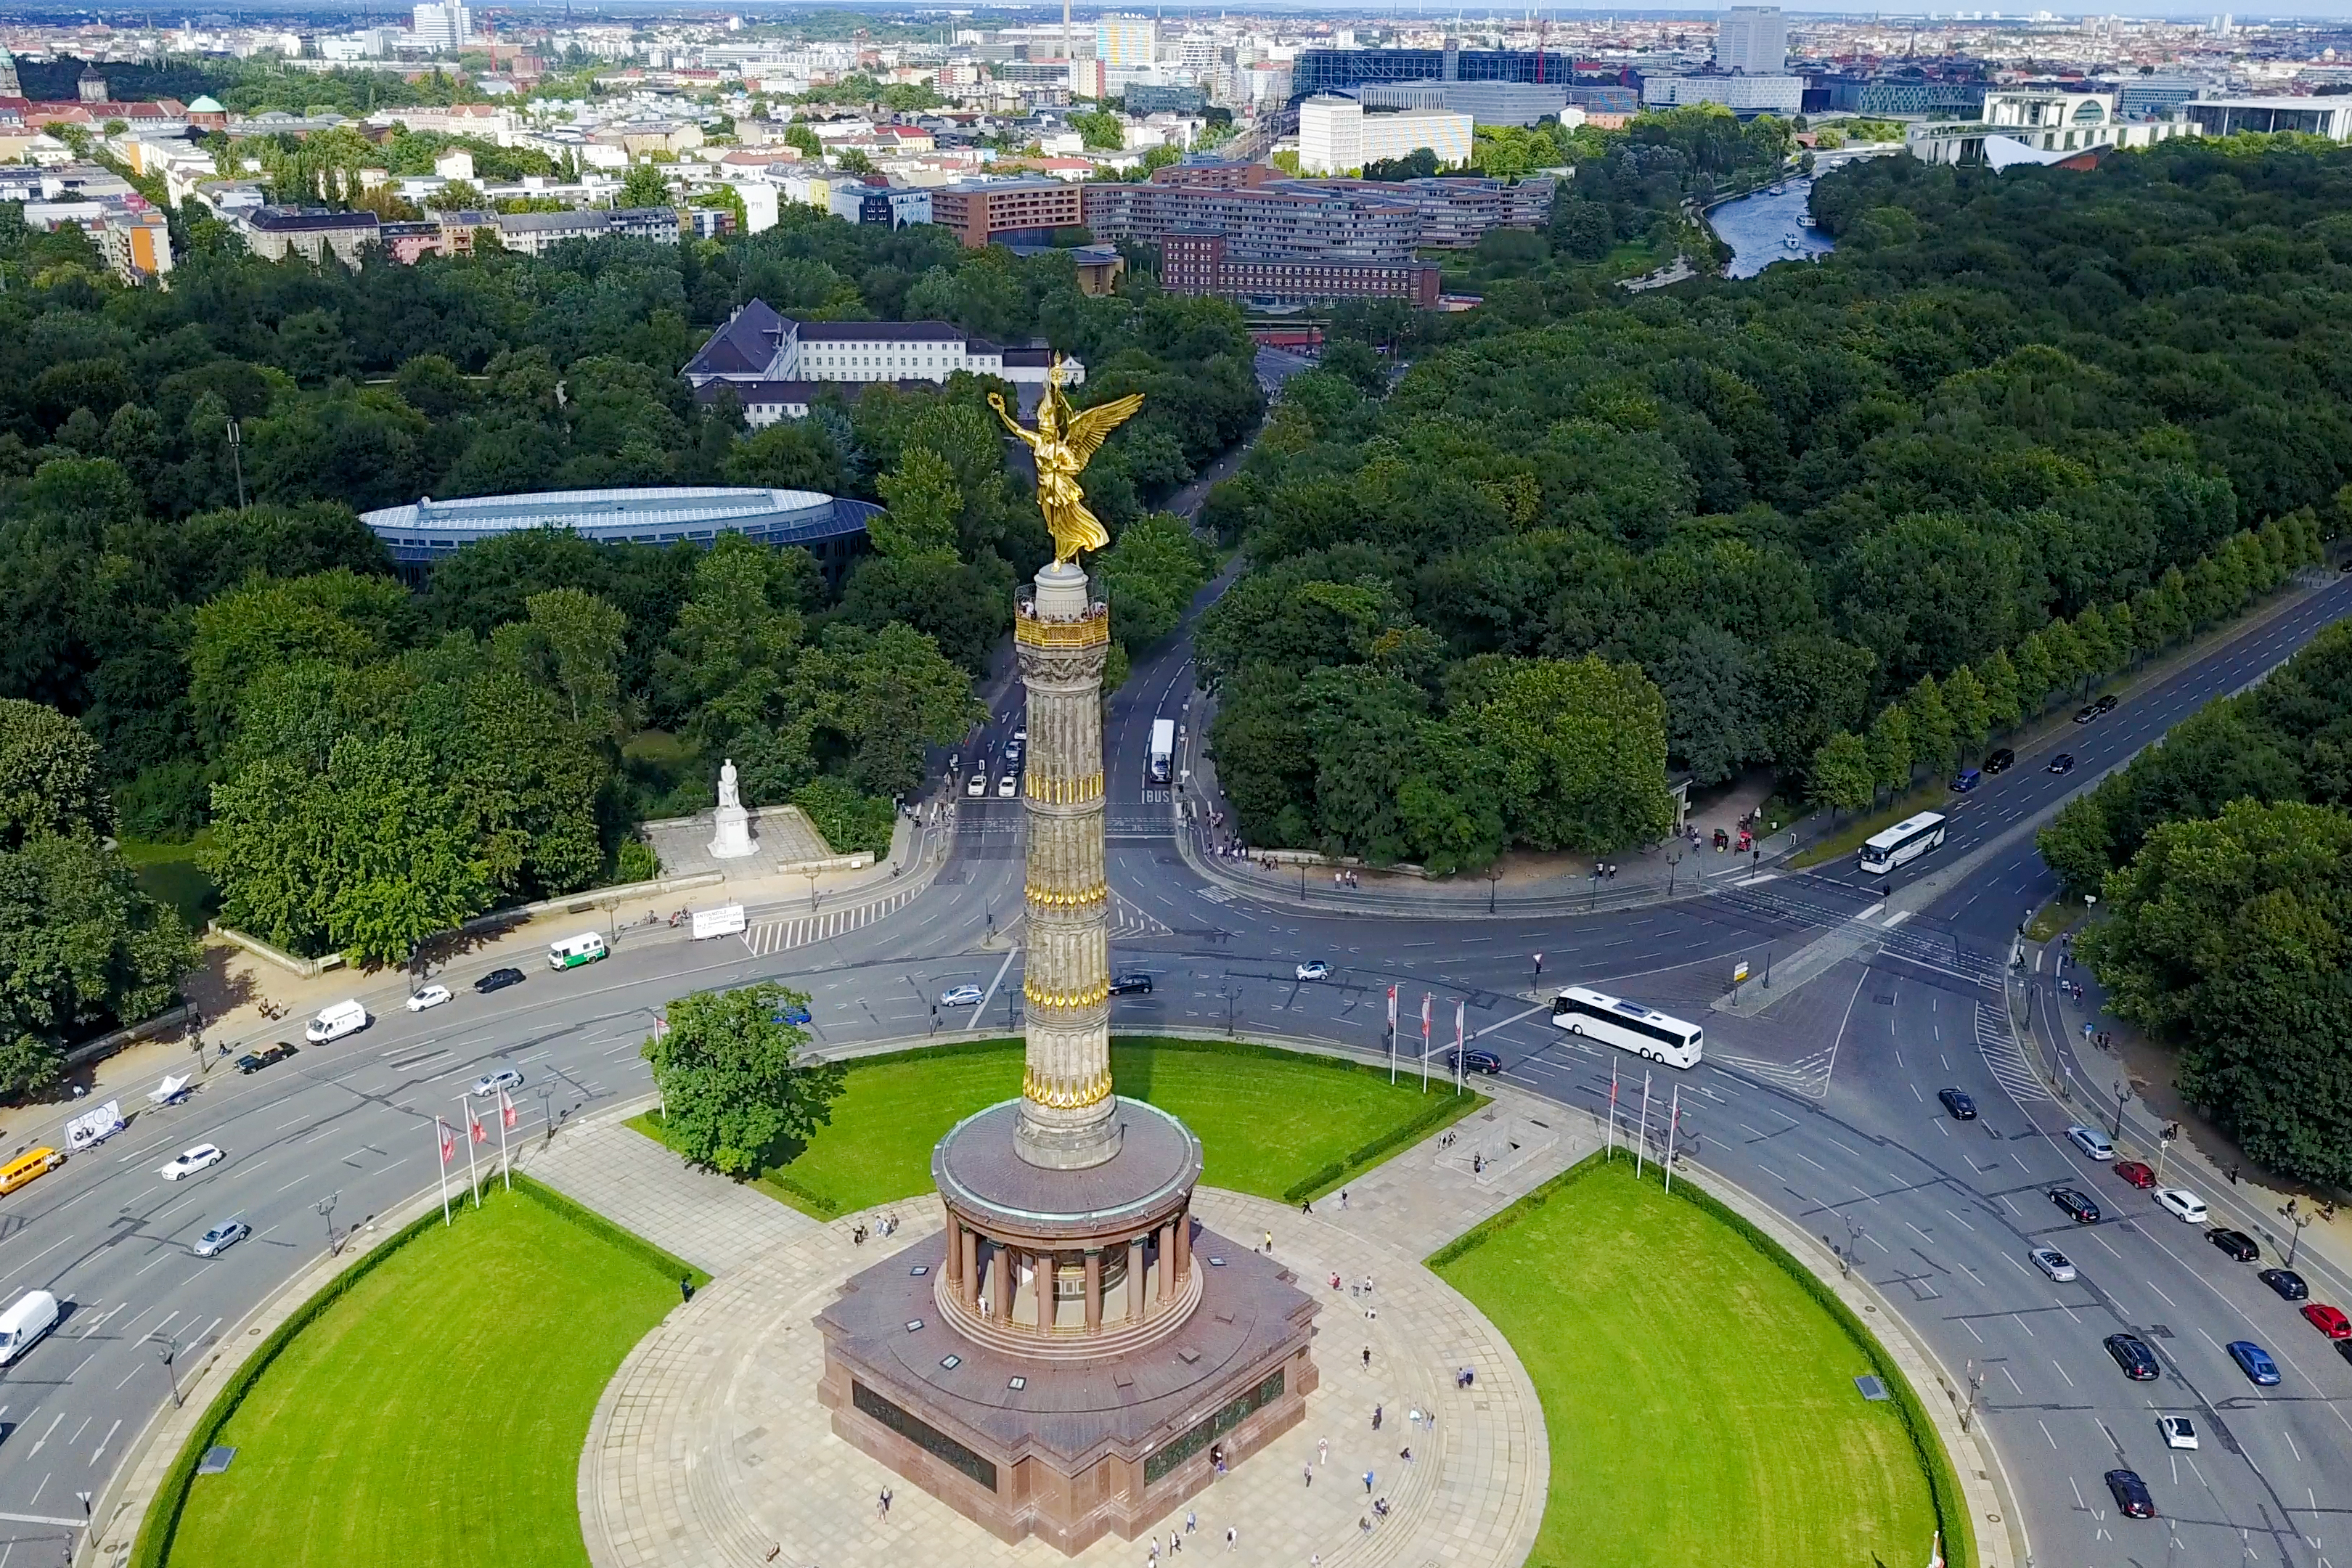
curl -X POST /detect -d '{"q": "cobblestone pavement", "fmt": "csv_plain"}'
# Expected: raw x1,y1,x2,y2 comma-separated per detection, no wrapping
522,1101,817,1275
580,1188,1545,1568
1304,1085,1601,1256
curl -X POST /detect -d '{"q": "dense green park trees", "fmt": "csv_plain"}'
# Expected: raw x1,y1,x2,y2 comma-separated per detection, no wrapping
642,981,843,1177
0,699,195,1098
1203,139,2352,865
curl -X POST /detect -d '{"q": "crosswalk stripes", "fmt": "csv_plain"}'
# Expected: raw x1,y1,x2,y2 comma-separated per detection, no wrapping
740,886,918,959
1975,1000,2052,1103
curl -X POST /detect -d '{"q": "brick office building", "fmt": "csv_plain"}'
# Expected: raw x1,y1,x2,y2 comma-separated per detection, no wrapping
930,178,1085,247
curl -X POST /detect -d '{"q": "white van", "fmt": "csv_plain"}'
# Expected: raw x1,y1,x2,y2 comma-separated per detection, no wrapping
0,1289,60,1368
548,931,607,971
305,999,369,1044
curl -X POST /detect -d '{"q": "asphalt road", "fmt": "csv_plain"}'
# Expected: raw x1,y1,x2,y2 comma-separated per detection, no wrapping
5,567,2349,1564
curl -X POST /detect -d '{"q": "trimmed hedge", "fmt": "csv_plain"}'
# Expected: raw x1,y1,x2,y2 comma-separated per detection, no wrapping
1430,1152,1978,1568
129,1174,697,1568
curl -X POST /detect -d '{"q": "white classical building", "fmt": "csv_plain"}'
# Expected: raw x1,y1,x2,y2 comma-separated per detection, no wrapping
1298,95,1474,175
1907,89,2201,166
682,300,1079,428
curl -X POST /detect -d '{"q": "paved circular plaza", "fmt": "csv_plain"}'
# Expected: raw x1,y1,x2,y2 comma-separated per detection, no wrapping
580,1188,1547,1568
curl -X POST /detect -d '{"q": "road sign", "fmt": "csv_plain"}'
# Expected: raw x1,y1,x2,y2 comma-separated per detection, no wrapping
1732,960,1750,984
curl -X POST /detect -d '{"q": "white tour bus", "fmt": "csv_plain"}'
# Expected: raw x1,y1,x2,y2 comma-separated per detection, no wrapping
1550,986,1704,1069
1858,811,1947,875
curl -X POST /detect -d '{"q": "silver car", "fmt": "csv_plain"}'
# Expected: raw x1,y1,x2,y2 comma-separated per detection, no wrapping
194,1220,250,1258
2029,1246,2077,1283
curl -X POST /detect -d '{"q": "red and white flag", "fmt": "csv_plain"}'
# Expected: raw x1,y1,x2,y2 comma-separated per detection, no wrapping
470,1111,486,1145
1927,1530,1944,1568
438,1119,454,1164
1421,992,1432,1048
1387,984,1397,1032
500,1091,518,1131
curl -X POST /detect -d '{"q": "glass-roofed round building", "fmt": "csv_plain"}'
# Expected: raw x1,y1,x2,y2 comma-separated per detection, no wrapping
359,486,879,584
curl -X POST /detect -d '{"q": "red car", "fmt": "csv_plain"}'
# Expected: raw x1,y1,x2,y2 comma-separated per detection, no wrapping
2300,1303,2352,1341
2113,1160,2156,1190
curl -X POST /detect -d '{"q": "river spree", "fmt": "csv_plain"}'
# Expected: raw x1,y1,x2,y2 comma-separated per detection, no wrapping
1708,177,1836,279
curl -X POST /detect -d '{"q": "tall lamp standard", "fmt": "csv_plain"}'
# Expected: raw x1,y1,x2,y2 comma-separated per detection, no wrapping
2112,1078,2134,1140
2283,1199,2314,1268
152,1333,181,1409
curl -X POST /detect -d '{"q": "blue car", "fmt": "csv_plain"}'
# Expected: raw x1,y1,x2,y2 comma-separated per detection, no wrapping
1951,768,1982,793
772,1002,812,1026
2226,1340,2281,1387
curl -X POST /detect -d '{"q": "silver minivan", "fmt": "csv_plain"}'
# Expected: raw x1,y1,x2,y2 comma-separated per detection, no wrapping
2067,1124,2116,1161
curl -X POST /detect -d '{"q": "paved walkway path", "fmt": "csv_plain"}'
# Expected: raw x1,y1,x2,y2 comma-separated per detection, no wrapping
521,1101,817,1275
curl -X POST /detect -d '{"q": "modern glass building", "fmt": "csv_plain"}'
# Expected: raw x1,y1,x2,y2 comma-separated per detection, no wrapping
1289,47,1575,101
359,486,878,584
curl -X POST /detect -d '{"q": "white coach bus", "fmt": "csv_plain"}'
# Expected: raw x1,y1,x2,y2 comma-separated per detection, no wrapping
1858,811,1947,875
1550,986,1704,1069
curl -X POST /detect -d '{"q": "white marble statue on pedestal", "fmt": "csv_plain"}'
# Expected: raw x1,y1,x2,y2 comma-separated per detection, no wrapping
708,758,756,859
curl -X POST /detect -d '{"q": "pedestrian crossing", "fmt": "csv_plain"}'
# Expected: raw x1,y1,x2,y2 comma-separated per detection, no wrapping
740,886,918,958
1975,1000,2052,1103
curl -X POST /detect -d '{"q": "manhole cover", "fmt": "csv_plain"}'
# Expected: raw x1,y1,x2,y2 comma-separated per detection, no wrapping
1854,1376,1890,1401
197,1446,236,1474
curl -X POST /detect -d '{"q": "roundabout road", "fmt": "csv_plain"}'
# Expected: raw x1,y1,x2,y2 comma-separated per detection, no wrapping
4,571,2349,1568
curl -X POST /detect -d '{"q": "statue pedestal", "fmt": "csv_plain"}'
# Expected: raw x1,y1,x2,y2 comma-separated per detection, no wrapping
709,804,756,860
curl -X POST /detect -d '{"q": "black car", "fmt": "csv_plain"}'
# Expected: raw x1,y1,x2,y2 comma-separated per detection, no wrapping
1444,1048,1504,1076
1937,1088,1977,1120
2259,1268,2310,1302
2094,693,2119,715
1984,748,2016,775
2048,753,2077,775
475,967,526,995
234,1042,298,1075
2337,1338,2352,1369
2104,1333,2161,1381
2208,1228,2261,1262
1108,973,1153,996
2104,1469,2156,1519
2051,1187,2102,1223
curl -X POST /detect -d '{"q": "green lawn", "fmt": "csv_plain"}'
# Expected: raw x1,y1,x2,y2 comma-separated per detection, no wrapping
634,1036,1485,1218
164,1184,685,1568
1434,1157,1952,1568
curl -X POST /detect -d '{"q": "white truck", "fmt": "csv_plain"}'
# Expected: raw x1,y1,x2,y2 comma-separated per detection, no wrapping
1148,718,1175,785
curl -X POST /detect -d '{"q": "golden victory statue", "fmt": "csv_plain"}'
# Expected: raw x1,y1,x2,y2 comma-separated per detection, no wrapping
988,360,1145,565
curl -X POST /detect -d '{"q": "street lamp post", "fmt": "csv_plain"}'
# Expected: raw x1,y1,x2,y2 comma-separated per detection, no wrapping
2283,1199,2314,1268
1487,864,1500,914
317,1191,341,1255
1216,984,1240,1037
1666,846,1683,897
2154,1121,2180,1183
153,1334,181,1409
2112,1079,2134,1140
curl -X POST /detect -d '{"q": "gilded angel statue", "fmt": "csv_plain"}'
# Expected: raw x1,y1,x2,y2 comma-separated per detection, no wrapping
989,362,1145,565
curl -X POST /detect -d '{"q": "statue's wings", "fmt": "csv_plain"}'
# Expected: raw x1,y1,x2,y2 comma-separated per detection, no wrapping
1059,392,1146,467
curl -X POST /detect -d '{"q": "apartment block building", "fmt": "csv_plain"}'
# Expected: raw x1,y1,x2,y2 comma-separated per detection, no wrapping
1159,231,1442,306
99,207,173,282
929,178,1084,247
491,205,682,256
1083,170,1553,272
239,205,380,264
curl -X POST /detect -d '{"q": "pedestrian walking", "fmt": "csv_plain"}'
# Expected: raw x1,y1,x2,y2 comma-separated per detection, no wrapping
1304,1463,1314,1487
1263,1229,1273,1253
1400,1447,1413,1465
1363,1470,1376,1494
1225,1526,1236,1551
1318,1437,1329,1466
1373,1403,1383,1430
1149,1540,1161,1564
1362,1345,1371,1368
680,1275,695,1303
1339,1189,1347,1208
1171,1530,1181,1555
1185,1510,1196,1534
877,1487,892,1519
1408,1406,1422,1430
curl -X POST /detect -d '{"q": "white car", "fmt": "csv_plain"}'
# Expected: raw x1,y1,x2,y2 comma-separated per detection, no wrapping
193,1220,250,1258
966,772,987,797
471,1069,523,1097
2160,1416,2199,1450
997,774,1017,799
939,984,985,1008
2066,1124,2116,1161
2029,1246,2077,1283
2155,1187,2208,1223
1295,961,1331,981
159,1145,224,1182
404,984,452,1013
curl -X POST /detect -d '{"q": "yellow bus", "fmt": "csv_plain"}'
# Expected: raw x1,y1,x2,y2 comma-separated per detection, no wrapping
0,1148,65,1197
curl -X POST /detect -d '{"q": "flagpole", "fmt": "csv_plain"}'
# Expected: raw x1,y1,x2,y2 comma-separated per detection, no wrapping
435,1116,451,1225
1420,993,1430,1093
1387,984,1397,1085
1454,1000,1464,1095
1635,1071,1651,1179
1664,1085,1681,1195
497,1090,513,1193
462,1094,481,1208
1605,1061,1617,1163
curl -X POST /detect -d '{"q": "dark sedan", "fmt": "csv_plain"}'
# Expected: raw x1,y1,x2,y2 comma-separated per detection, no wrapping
1984,748,2016,775
2048,753,2077,775
2051,1187,2101,1224
234,1042,298,1075
1108,973,1154,996
1937,1088,1977,1120
2104,1333,2160,1381
2104,1469,2156,1519
1444,1048,1504,1076
2208,1228,2261,1262
2260,1268,2310,1301
475,967,527,995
